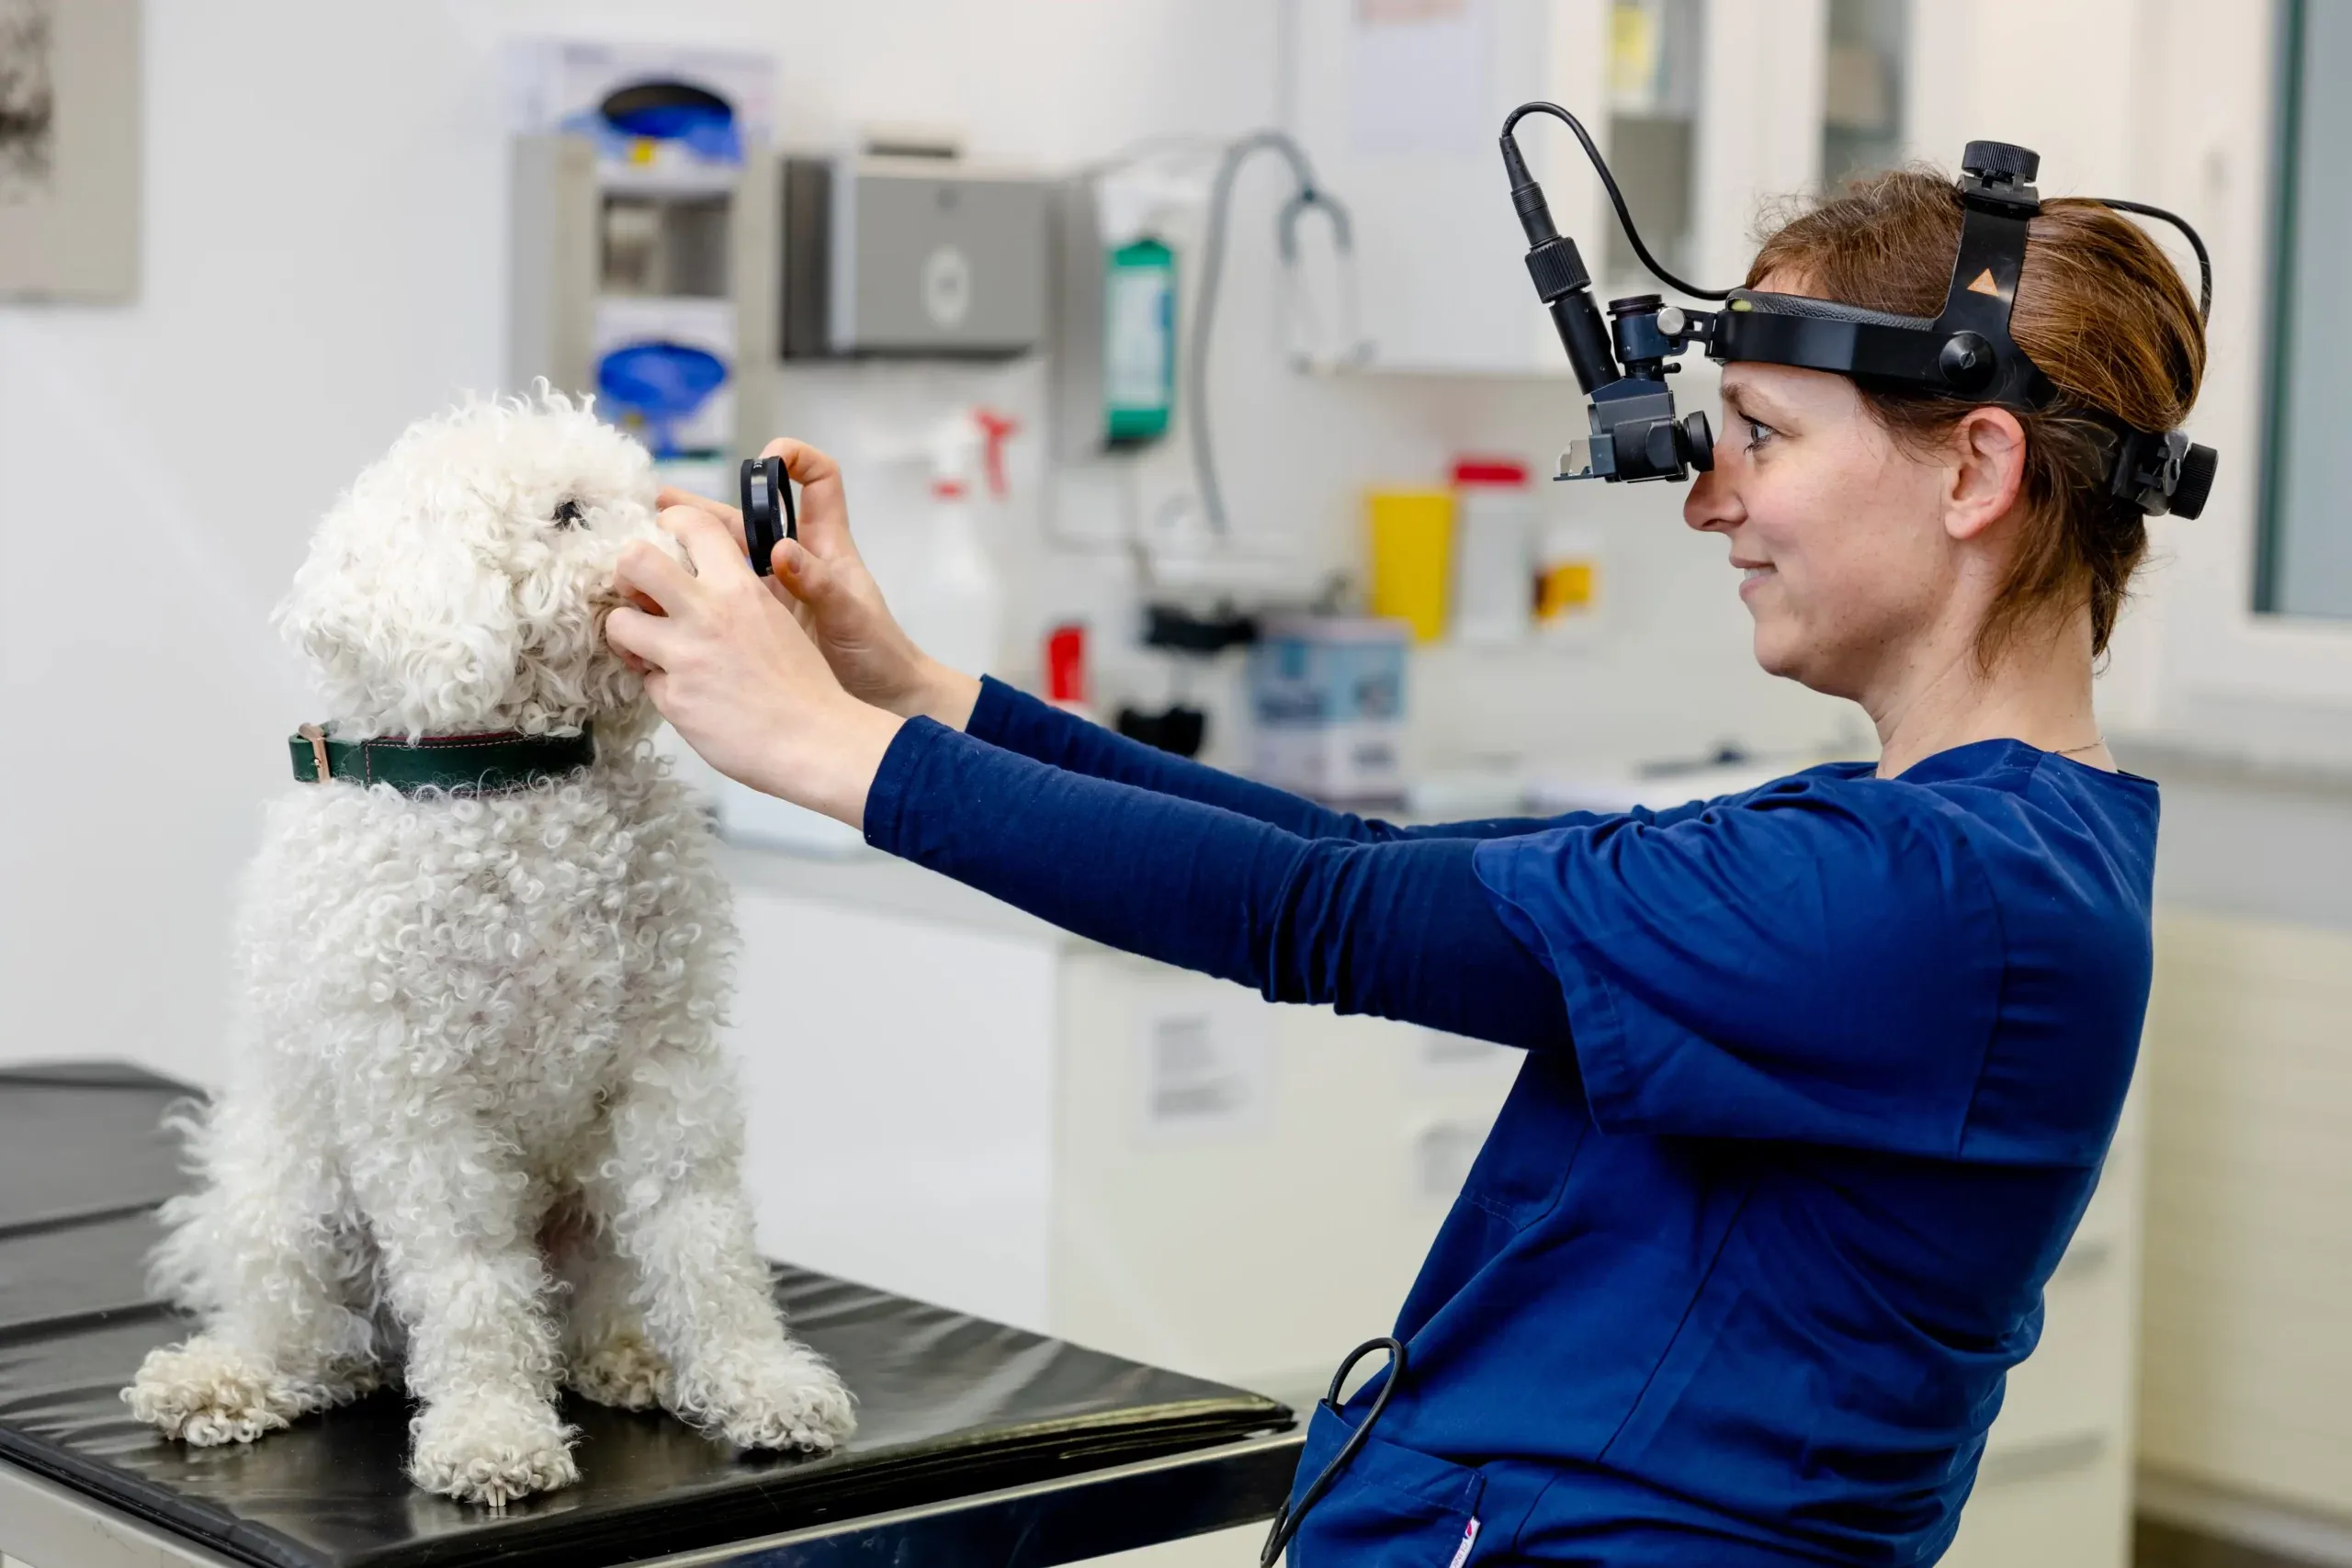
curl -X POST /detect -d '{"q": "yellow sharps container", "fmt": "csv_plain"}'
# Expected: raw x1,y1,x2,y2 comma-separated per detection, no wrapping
1365,489,1454,644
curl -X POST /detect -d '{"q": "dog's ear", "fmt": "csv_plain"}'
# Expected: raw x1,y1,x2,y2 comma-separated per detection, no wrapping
275,496,523,737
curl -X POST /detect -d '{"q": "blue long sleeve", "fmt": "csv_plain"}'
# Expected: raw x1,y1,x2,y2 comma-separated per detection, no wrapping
966,677,1561,843
865,718,1572,1051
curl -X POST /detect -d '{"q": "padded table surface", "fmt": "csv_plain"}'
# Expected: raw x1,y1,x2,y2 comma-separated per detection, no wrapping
0,1064,1296,1568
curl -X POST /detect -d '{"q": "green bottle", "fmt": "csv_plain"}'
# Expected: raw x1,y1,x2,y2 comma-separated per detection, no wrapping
1103,237,1176,446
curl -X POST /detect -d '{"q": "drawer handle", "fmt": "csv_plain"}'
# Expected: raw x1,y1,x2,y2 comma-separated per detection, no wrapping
1979,1430,2109,1485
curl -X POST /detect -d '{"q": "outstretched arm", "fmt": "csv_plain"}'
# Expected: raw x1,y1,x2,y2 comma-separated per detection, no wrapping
604,503,1568,1050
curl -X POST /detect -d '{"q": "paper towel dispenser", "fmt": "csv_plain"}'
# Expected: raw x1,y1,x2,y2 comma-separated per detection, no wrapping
781,155,1048,358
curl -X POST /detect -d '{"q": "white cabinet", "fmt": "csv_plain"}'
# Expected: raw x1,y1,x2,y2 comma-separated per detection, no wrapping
1283,0,1826,376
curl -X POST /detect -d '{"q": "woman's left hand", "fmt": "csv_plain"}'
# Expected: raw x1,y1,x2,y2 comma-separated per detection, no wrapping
605,505,904,828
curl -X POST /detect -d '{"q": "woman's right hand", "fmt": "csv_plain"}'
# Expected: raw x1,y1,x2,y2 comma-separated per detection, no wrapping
657,437,981,730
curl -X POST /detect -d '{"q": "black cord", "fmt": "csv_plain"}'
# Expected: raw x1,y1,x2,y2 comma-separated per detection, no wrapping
2090,197,2214,321
1259,1337,1408,1568
1189,130,1354,536
1501,101,1733,301
1502,101,2217,327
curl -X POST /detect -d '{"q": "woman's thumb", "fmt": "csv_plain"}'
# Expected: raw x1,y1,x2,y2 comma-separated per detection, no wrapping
772,536,844,606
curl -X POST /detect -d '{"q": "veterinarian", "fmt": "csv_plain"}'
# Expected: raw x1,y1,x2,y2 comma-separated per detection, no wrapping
607,162,2206,1565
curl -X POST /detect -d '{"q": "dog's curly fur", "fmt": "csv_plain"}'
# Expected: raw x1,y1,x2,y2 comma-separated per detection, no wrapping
124,391,853,1507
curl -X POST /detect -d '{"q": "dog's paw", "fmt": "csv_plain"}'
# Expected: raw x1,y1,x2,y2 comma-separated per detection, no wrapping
409,1393,579,1508
678,1351,855,1453
567,1334,673,1412
124,1337,300,1445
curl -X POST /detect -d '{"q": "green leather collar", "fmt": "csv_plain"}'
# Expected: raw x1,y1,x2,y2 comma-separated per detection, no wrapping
289,723,595,795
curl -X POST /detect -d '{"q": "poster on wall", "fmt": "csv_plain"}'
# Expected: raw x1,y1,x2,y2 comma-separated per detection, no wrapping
0,0,140,301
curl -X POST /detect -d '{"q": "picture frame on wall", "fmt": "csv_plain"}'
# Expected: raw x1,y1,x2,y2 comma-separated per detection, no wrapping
0,0,139,301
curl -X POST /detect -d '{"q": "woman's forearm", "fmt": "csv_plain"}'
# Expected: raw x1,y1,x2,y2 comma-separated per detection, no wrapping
864,718,1572,1051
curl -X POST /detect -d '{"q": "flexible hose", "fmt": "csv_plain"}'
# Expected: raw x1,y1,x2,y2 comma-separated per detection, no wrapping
1188,130,1355,535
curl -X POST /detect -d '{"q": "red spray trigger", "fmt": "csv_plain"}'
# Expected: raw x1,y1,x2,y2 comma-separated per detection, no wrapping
973,409,1018,498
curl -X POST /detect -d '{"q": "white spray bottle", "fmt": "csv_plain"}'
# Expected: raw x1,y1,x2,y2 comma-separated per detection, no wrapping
901,408,1015,680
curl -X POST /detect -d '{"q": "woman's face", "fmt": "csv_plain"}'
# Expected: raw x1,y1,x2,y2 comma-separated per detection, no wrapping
1682,357,1964,701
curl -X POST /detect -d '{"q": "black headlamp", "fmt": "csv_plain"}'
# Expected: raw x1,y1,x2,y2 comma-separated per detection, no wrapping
1498,104,2218,520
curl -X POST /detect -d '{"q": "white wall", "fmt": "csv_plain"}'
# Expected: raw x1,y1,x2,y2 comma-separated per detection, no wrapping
1,0,1848,1087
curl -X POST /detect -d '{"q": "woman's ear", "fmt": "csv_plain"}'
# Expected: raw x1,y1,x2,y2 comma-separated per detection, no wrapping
1943,407,2029,543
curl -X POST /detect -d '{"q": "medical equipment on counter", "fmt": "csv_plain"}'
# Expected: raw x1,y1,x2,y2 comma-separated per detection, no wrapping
1364,489,1453,644
740,453,796,574
1450,458,1537,647
1534,511,1605,638
780,149,1049,359
1495,106,2219,515
1113,602,1258,761
1045,623,1093,716
1248,616,1410,805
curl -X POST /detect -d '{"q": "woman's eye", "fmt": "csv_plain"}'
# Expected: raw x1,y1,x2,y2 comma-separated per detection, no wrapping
1743,418,1777,450
551,499,585,530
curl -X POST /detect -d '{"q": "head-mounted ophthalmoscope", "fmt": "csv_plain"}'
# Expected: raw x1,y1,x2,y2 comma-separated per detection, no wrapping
1497,103,2218,519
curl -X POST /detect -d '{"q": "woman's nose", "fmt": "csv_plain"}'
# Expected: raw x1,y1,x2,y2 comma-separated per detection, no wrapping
1684,461,1741,534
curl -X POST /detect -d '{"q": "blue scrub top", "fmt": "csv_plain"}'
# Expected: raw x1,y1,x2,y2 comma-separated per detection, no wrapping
1286,739,2158,1566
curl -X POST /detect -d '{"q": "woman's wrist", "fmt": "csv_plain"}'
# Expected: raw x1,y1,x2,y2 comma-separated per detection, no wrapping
786,697,906,829
899,659,982,731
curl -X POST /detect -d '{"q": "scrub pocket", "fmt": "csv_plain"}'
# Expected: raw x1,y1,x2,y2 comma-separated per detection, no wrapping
1285,1400,1487,1567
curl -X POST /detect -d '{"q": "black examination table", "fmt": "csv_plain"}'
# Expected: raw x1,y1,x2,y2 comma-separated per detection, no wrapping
0,1065,1301,1567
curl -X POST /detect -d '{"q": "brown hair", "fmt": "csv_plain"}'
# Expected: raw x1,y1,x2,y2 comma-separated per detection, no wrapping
1747,168,2205,660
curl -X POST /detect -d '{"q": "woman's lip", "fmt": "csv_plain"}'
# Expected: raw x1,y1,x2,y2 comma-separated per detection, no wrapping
1737,565,1775,599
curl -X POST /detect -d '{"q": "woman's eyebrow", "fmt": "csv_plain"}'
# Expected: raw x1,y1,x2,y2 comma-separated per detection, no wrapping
1721,378,1790,423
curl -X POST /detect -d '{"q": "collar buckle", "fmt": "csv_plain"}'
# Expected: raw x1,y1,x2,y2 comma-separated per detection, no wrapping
298,723,334,784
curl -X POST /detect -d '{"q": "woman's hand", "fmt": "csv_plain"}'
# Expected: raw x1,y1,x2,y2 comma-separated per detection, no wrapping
605,504,905,829
655,438,981,730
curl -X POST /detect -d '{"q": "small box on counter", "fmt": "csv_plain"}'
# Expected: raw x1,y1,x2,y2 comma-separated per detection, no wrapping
1247,616,1410,805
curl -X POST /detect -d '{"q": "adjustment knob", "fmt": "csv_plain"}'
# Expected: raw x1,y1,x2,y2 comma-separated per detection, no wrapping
2170,442,2219,521
1962,141,2040,185
1939,332,1996,392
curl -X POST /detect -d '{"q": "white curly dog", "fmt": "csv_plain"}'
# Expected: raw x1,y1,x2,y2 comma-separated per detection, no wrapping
124,393,853,1506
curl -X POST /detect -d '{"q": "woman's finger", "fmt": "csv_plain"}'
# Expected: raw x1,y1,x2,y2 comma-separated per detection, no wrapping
613,538,698,615
762,438,855,560
605,603,684,669
655,484,743,530
657,503,754,580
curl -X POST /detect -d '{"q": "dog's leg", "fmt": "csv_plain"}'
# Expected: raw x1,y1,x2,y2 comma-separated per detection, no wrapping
127,1089,382,1443
548,1206,673,1412
587,1047,854,1453
348,1120,577,1507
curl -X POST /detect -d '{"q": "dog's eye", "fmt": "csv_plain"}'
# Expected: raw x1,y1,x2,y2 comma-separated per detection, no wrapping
550,499,585,530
